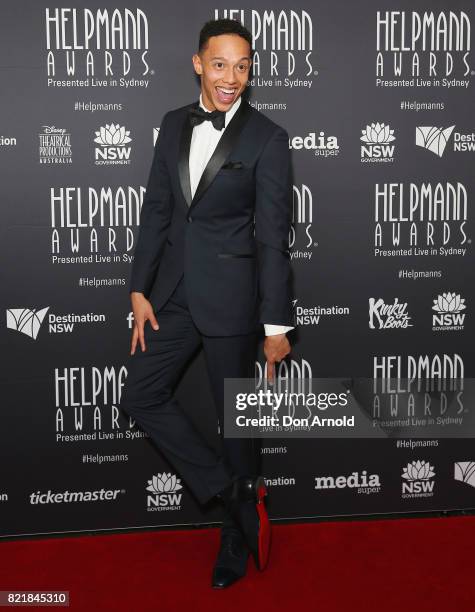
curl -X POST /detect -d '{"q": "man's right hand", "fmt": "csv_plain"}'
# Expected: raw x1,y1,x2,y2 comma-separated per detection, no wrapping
130,292,159,354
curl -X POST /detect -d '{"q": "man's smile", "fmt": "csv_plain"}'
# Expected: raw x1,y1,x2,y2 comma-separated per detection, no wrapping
215,85,237,104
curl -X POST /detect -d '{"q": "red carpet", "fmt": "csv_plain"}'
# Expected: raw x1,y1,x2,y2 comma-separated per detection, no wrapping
1,516,474,611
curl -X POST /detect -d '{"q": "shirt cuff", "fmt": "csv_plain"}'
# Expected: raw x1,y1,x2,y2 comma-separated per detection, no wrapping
264,324,294,336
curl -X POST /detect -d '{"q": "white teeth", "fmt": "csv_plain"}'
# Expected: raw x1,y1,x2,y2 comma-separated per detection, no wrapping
217,87,235,94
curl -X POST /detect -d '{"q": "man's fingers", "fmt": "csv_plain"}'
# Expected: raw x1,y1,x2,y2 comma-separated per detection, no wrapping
138,322,146,352
267,359,275,384
149,312,159,331
130,326,138,355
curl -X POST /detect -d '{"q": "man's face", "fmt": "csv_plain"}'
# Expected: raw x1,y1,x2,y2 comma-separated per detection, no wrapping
192,34,252,111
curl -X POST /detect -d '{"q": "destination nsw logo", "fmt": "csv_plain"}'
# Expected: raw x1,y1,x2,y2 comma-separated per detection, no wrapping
6,307,106,339
146,473,183,511
416,125,475,157
454,461,475,488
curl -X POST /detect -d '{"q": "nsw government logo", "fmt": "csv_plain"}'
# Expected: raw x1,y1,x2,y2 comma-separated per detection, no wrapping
146,472,183,512
432,292,466,331
94,123,132,166
360,122,396,162
401,460,435,499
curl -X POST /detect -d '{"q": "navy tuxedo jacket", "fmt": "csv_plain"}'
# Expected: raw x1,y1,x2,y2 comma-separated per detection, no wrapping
129,96,296,336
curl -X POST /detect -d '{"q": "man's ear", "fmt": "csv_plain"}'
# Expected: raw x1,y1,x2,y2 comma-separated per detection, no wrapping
192,53,202,75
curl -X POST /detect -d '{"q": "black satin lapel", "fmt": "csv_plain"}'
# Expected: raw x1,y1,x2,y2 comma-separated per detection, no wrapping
188,100,253,215
177,102,198,208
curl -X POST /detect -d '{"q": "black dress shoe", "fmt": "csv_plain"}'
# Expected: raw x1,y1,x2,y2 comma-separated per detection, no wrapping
211,530,249,588
217,475,271,571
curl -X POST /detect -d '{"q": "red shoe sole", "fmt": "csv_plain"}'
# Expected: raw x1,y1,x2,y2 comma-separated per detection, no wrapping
255,483,271,571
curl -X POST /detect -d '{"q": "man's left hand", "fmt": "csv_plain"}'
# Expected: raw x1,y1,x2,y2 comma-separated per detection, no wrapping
264,334,291,384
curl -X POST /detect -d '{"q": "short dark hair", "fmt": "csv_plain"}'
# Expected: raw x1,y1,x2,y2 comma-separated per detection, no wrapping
198,18,253,55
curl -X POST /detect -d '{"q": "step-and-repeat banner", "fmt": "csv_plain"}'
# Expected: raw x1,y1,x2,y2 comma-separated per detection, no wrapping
1,2,474,538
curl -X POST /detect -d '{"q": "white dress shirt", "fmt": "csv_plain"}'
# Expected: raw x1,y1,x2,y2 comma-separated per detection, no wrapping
188,93,294,337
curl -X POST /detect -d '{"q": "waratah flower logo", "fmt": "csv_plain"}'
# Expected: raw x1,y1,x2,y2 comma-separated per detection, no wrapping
360,122,396,144
432,292,466,314
146,472,183,493
94,124,132,146
402,460,435,481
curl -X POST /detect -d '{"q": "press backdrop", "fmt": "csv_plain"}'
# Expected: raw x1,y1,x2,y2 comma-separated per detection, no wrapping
1,1,474,537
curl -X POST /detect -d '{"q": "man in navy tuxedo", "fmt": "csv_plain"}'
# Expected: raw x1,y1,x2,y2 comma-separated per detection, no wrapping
121,17,296,588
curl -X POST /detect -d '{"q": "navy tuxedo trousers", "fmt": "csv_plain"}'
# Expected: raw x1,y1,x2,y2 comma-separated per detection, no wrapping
120,273,261,507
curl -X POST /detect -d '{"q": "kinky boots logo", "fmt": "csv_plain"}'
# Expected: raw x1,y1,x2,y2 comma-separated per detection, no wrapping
45,8,151,88
49,185,143,262
376,11,473,88
146,473,183,512
54,365,148,443
368,297,412,329
290,184,315,261
373,182,470,259
215,9,315,89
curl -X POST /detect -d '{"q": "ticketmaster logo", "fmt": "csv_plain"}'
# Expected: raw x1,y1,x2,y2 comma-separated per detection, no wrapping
30,488,124,504
415,125,455,157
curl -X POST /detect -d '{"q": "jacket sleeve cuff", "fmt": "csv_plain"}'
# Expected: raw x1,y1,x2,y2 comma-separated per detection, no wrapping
264,324,294,336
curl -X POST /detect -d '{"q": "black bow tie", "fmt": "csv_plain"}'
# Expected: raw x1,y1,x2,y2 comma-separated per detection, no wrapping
188,106,226,131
